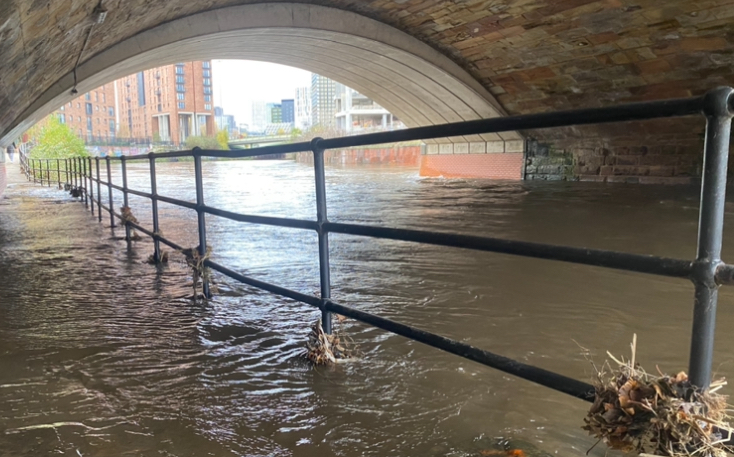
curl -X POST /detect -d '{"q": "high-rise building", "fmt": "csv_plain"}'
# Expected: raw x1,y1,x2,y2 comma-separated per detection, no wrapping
311,73,336,129
294,87,311,130
116,61,215,145
334,83,396,133
55,83,117,142
281,99,294,124
214,106,237,135
251,101,268,132
267,103,282,124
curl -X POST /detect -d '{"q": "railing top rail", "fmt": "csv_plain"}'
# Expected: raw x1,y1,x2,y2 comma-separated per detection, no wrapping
106,93,713,162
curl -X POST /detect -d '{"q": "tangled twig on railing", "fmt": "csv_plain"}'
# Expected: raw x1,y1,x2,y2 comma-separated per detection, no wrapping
181,245,211,297
304,319,356,365
120,206,141,240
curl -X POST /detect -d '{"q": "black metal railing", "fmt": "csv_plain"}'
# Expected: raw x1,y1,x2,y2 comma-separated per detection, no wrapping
24,87,734,404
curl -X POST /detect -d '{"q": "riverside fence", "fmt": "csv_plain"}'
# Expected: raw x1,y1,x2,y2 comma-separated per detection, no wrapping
21,87,734,402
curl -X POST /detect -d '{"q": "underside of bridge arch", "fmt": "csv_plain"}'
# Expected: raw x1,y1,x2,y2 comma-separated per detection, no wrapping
1,0,733,182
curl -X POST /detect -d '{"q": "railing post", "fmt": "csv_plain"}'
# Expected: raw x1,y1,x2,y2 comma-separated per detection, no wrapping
88,158,95,216
73,158,79,192
106,156,116,228
65,159,70,188
193,147,211,298
312,138,332,334
45,159,50,186
121,155,131,244
56,159,61,189
689,86,734,389
149,153,162,262
82,157,89,207
95,158,102,223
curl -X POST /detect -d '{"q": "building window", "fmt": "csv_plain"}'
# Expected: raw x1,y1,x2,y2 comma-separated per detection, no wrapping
60,105,65,111
204,95,211,102
77,103,80,108
178,102,185,109
77,116,81,122
109,120,115,132
204,104,211,110
203,70,211,77
176,76,184,84
204,87,212,95
95,105,99,111
203,61,210,69
108,107,114,116
86,118,92,131
176,93,184,101
85,93,90,101
176,85,185,92
86,103,93,115
175,65,184,75
203,78,211,86
58,114,65,123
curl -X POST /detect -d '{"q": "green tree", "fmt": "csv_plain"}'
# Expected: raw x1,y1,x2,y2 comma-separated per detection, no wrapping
215,129,229,150
185,135,220,150
29,115,88,159
290,127,303,141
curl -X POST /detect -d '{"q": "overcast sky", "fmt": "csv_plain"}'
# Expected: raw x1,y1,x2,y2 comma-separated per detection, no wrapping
212,60,311,126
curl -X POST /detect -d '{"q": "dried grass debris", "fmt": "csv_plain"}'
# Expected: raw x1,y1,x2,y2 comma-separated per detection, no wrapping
583,335,734,457
304,319,355,366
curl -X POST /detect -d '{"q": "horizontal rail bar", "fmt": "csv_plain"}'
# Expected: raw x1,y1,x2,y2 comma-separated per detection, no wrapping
715,263,734,285
205,260,322,308
202,206,319,231
102,95,705,161
323,300,595,401
156,195,198,211
127,220,186,252
203,259,594,401
324,222,694,279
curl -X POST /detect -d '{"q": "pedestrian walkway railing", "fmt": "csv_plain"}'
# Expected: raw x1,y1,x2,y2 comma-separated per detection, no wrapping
22,154,73,188
23,87,734,403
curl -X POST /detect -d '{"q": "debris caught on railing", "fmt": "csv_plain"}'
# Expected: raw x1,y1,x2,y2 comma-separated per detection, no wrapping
145,250,169,265
120,206,141,240
70,187,82,198
304,319,355,365
182,245,211,297
583,335,734,457
121,206,138,224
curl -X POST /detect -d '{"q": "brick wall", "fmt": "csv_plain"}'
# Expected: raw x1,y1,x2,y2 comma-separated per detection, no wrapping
420,153,524,179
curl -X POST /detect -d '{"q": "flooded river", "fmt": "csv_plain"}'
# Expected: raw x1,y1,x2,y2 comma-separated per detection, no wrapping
2,160,734,457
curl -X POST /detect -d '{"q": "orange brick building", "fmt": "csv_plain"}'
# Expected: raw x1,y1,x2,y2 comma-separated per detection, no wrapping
57,83,117,142
55,61,214,146
116,61,214,145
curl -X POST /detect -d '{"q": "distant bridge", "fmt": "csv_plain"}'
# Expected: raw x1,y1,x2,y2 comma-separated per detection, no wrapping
228,136,293,150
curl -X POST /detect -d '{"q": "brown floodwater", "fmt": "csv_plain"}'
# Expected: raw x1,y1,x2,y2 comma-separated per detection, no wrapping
2,160,734,457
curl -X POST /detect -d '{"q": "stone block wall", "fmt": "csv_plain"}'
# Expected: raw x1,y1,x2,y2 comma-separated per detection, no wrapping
525,131,709,185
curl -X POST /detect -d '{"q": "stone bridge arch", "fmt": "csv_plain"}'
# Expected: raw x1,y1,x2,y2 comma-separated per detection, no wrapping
2,0,732,182
3,3,524,178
